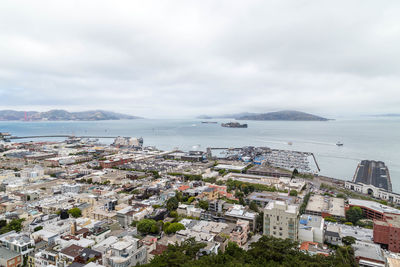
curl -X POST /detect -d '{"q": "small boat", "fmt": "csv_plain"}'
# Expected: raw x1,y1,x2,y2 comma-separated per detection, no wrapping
336,141,344,146
288,141,293,145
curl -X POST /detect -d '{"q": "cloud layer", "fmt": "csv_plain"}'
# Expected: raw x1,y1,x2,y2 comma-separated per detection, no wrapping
1,0,400,118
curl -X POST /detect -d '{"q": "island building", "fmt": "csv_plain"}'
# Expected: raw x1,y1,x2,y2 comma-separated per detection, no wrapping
263,200,299,241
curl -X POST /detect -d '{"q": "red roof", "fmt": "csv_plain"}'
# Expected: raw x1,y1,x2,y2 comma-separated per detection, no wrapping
178,185,190,191
150,244,168,255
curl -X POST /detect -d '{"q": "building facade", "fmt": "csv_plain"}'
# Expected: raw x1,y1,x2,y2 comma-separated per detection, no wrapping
263,200,299,241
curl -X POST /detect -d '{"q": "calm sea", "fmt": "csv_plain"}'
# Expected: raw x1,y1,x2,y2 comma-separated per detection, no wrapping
1,118,399,192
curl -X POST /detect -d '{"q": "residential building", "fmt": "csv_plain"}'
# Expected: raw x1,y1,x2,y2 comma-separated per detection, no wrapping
299,241,330,256
298,214,324,244
352,241,385,267
246,191,296,207
224,205,257,231
263,200,299,241
229,220,249,247
0,231,34,256
0,247,22,267
103,236,147,267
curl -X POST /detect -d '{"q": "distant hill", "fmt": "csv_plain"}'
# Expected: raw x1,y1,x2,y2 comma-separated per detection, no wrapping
0,109,142,121
198,110,329,121
370,113,400,117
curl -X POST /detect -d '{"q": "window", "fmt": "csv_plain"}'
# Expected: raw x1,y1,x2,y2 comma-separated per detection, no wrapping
279,232,282,236
273,231,276,235
279,227,282,231
273,226,276,230
277,216,279,221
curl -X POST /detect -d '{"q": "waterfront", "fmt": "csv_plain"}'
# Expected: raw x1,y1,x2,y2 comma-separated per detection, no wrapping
1,118,399,191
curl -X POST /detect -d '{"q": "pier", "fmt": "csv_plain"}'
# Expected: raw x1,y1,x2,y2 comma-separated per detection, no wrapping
1,134,119,141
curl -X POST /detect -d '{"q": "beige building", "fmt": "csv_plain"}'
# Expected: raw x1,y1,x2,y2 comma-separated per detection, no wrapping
263,200,299,241
305,195,345,219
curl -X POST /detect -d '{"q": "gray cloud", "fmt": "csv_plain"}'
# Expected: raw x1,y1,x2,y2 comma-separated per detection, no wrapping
0,0,400,118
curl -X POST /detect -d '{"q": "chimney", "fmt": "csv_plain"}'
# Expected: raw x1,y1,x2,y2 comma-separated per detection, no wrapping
71,220,77,235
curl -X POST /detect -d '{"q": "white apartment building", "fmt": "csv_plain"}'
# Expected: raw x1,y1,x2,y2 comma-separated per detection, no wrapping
101,236,147,267
0,231,34,256
20,166,44,180
298,214,324,244
263,200,299,241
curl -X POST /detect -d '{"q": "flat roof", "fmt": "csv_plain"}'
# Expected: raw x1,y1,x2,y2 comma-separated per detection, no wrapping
306,195,345,217
348,198,400,215
265,200,298,215
0,247,20,260
352,241,384,263
214,164,247,171
354,160,391,191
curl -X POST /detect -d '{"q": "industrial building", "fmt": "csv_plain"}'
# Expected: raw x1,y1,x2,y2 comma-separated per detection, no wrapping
347,198,400,221
374,213,400,253
352,160,392,192
305,195,345,219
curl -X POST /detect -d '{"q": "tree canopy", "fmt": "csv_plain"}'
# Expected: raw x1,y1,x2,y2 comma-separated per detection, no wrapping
167,197,179,211
164,222,185,234
0,219,25,234
137,219,158,234
346,206,363,224
143,235,357,267
68,207,82,218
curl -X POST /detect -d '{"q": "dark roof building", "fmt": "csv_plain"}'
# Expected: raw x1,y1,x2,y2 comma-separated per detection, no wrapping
353,160,392,192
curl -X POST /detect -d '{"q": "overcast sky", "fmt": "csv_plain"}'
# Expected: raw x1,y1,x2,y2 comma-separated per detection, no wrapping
0,1,400,118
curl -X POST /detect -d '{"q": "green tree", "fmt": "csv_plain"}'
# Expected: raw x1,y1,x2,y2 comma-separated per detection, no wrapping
342,236,356,246
34,226,43,232
249,201,259,212
255,212,264,232
289,190,298,196
239,197,246,206
198,200,209,210
68,208,82,218
346,206,363,224
299,193,311,215
137,219,157,234
167,197,179,211
324,216,337,223
164,223,185,234
169,211,178,218
0,219,25,234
